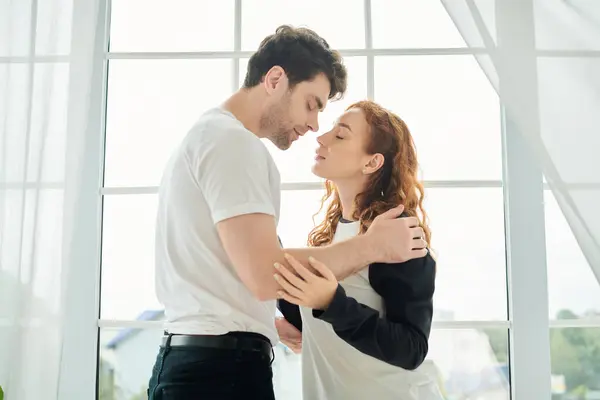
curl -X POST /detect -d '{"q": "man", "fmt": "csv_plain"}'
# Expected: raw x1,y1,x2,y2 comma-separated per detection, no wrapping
147,25,428,399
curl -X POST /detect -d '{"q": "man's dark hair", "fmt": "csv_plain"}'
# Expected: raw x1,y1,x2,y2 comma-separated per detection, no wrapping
242,25,347,101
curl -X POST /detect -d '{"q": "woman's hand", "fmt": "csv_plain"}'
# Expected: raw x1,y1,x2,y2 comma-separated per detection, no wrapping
274,254,338,311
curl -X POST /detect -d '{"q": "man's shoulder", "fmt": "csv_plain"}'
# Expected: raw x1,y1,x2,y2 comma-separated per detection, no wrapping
186,108,264,152
191,108,251,139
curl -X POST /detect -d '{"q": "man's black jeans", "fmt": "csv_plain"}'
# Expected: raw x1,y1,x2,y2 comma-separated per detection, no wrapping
148,332,275,400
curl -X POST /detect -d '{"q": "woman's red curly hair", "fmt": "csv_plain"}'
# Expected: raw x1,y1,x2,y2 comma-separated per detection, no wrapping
308,100,431,248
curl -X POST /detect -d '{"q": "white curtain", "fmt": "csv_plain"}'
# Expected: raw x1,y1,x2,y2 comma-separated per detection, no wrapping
442,0,600,281
0,0,101,399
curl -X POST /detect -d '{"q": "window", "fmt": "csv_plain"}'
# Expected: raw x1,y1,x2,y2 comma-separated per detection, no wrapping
545,190,600,320
425,188,507,321
109,0,235,52
35,0,74,55
0,1,31,57
101,194,160,320
427,329,510,400
98,328,164,399
0,188,65,317
538,58,600,395
374,55,502,181
549,328,600,395
1,0,74,56
371,0,468,49
240,0,364,51
104,59,232,187
98,2,514,399
1,62,70,183
534,2,600,51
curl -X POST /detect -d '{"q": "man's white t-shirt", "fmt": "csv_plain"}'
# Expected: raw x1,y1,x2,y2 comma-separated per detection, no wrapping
154,107,281,344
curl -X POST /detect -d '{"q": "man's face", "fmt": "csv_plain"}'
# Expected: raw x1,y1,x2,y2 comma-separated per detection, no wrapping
260,70,331,150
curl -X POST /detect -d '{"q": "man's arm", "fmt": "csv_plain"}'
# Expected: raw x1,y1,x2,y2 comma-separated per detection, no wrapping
194,124,426,302
276,237,302,331
217,206,428,301
217,213,376,301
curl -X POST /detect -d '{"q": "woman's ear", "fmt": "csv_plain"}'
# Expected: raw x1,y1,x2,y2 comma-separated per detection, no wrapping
363,153,385,174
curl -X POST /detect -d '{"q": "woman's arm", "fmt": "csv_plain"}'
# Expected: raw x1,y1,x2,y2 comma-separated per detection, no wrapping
312,252,436,370
277,299,303,331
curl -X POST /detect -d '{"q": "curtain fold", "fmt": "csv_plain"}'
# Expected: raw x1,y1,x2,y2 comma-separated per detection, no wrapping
442,0,600,283
0,0,101,398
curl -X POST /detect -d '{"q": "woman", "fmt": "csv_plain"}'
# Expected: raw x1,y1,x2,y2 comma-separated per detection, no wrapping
275,100,443,399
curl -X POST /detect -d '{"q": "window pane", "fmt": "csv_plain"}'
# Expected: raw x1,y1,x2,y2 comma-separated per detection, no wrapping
374,55,502,181
109,0,235,52
427,188,507,321
99,327,303,400
279,190,328,248
545,190,600,320
239,57,368,183
371,0,468,49
0,62,68,184
30,63,70,183
0,0,32,57
538,57,600,185
1,64,29,183
241,0,364,51
1,189,65,318
279,187,508,321
35,0,73,56
428,329,510,399
101,194,161,320
0,326,62,400
550,328,600,396
104,59,232,187
535,1,600,51
99,327,163,399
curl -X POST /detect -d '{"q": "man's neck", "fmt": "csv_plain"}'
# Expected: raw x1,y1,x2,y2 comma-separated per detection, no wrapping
221,89,266,138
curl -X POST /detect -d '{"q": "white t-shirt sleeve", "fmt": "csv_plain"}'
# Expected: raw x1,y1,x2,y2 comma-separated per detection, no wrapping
190,126,277,224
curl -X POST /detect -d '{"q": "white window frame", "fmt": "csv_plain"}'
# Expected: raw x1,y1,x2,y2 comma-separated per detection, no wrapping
57,0,111,398
58,1,600,399
497,2,551,399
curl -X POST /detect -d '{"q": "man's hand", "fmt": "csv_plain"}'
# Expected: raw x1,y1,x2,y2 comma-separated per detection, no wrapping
365,205,428,263
275,317,302,354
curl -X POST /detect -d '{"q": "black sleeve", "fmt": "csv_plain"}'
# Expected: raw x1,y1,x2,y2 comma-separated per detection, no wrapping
313,252,435,370
275,235,303,331
277,299,303,331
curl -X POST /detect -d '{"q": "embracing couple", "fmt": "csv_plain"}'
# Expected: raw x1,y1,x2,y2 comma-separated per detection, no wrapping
147,25,443,400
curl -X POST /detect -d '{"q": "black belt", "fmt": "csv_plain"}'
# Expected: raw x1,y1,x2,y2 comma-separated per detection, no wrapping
161,333,272,358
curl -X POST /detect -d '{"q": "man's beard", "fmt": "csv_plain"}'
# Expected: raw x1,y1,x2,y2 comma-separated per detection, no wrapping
259,95,293,150
268,129,292,150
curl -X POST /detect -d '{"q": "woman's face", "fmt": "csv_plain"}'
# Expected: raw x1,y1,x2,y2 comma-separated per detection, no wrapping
312,108,382,182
